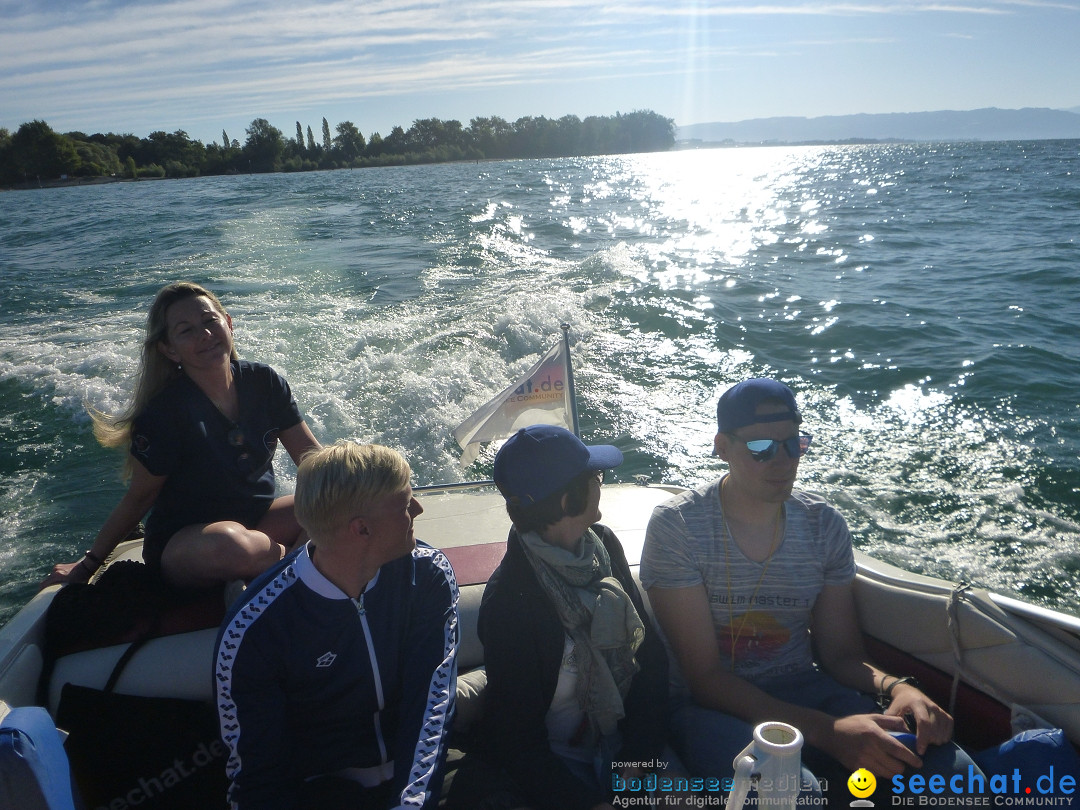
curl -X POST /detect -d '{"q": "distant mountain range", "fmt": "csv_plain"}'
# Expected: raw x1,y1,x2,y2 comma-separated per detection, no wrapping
677,107,1080,145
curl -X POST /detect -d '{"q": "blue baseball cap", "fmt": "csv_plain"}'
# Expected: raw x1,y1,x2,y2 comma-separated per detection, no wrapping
717,378,802,433
493,425,624,504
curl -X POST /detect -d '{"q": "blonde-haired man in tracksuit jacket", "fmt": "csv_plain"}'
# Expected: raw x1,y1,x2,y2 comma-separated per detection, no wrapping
214,441,459,810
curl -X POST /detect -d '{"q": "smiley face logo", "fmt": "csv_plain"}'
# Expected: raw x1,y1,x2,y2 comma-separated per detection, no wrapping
848,768,876,798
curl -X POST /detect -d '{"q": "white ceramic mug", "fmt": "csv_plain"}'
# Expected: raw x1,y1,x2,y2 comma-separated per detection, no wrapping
725,721,804,810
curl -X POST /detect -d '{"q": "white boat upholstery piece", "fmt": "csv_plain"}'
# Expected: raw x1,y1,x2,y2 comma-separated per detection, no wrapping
44,582,492,722
853,552,1080,743
0,590,54,708
47,629,219,715
457,583,485,672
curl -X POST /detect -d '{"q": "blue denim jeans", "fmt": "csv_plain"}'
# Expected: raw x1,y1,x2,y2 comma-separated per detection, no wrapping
670,669,982,801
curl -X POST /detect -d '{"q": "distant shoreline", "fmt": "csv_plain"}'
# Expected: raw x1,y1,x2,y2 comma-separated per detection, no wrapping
7,131,1080,192
676,107,1080,145
2,111,677,190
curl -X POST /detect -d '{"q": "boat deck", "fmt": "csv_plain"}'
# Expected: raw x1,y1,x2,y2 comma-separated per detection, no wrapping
415,481,681,553
414,481,683,585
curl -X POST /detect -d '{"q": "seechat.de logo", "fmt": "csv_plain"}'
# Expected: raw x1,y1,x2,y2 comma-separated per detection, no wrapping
890,764,1077,805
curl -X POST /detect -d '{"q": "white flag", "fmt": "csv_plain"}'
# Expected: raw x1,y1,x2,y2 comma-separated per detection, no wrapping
453,340,574,465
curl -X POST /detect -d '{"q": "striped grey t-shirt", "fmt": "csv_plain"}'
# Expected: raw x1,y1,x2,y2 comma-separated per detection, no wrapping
640,477,855,690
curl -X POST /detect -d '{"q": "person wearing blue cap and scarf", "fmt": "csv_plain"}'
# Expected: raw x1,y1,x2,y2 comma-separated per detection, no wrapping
462,425,673,810
640,378,982,801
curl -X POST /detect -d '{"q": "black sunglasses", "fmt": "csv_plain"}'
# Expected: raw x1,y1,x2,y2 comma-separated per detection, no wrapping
740,434,813,462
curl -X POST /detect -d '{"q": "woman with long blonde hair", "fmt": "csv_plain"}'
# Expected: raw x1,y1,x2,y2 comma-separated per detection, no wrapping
43,282,320,589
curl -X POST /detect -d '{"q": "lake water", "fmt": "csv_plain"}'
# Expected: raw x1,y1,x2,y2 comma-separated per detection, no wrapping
2,141,1078,624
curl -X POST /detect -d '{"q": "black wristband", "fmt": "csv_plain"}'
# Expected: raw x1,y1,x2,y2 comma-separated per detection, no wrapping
877,675,920,710
84,549,104,567
885,676,920,697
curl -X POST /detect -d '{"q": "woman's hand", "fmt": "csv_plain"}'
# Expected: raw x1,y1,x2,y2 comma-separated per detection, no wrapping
40,559,94,589
40,459,163,591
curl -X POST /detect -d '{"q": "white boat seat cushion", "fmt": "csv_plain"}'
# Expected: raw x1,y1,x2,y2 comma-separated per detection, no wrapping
47,629,218,716
47,583,492,724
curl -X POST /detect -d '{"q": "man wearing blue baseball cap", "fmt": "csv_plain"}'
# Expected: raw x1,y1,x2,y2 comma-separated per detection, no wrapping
459,425,674,809
640,379,980,800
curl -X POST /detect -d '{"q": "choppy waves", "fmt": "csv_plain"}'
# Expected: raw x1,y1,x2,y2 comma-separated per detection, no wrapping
1,142,1078,621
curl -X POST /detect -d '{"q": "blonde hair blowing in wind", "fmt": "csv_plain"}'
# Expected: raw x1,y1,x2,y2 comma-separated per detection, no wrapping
294,442,412,541
88,282,238,478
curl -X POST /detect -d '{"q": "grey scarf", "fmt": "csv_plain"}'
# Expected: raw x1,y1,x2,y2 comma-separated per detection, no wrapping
520,528,645,736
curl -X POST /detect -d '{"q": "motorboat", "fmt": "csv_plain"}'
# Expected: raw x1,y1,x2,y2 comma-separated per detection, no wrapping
2,479,1079,808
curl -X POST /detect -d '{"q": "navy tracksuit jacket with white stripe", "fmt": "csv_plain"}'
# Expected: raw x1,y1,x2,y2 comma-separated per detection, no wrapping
214,541,459,809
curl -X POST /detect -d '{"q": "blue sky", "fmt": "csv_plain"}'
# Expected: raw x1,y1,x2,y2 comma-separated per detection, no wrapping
3,1,1079,145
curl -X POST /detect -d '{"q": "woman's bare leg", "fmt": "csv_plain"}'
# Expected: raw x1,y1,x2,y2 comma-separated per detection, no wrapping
255,495,307,551
161,523,281,588
160,497,306,588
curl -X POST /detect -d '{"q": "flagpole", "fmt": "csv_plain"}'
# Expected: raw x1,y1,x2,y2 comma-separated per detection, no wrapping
561,323,580,436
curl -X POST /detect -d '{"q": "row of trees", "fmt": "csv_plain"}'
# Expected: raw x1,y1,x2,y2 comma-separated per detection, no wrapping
0,111,675,186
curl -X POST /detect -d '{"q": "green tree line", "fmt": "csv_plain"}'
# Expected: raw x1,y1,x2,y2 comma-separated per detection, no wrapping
0,111,675,186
